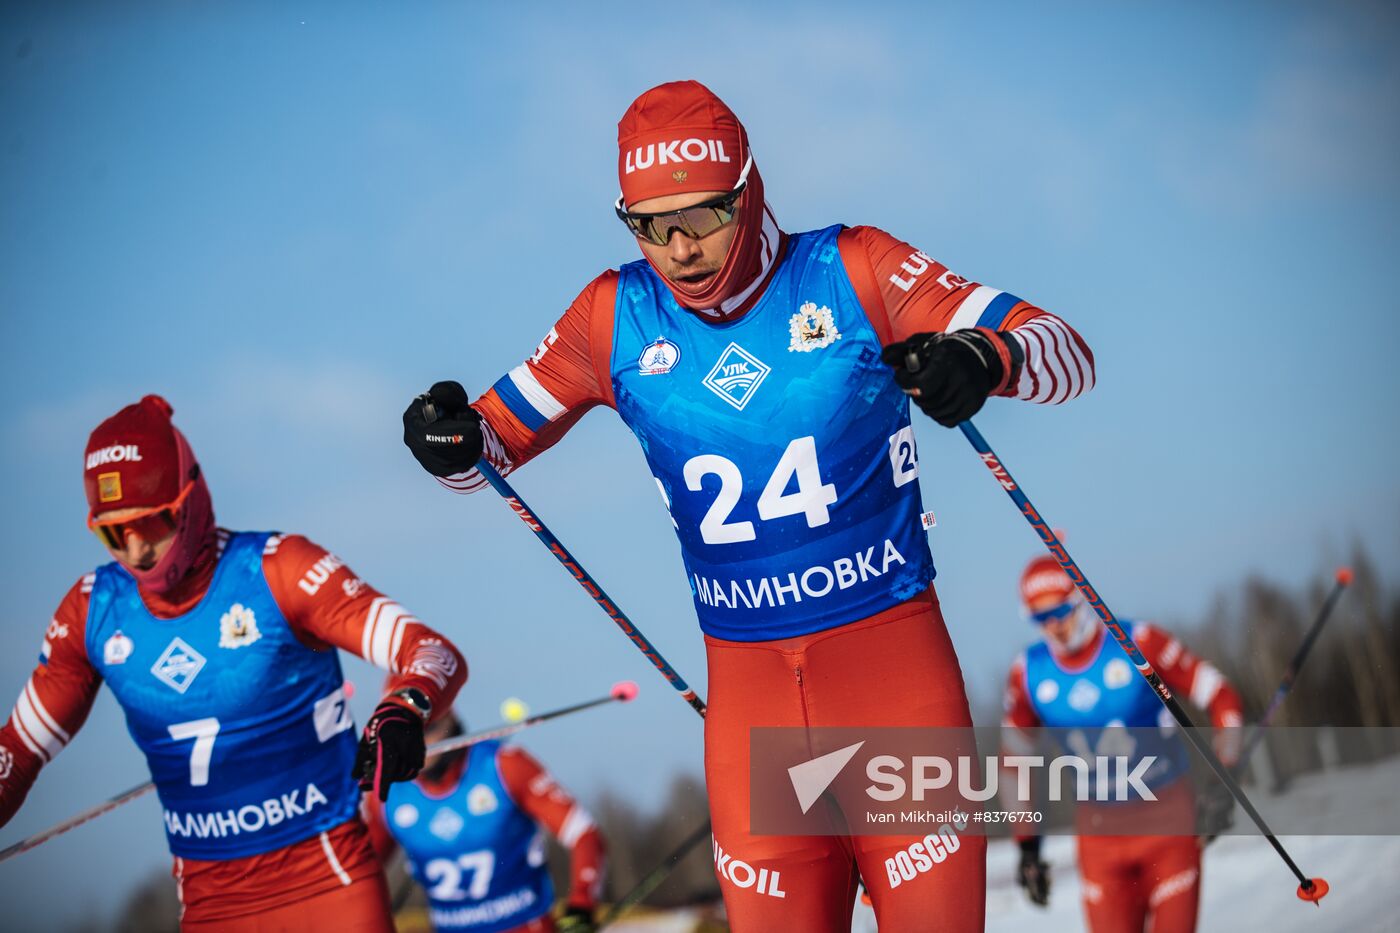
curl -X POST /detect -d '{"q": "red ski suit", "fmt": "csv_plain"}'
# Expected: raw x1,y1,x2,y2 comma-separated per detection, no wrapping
0,531,468,929
441,225,1095,931
1003,624,1243,933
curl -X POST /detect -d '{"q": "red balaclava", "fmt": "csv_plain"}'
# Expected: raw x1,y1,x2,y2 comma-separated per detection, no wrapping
84,395,215,594
1019,555,1098,654
617,80,779,319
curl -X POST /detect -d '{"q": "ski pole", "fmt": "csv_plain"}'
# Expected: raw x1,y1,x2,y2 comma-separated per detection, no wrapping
1236,567,1352,770
418,396,706,718
957,419,1329,905
425,680,638,758
598,819,712,929
0,681,638,864
0,781,155,867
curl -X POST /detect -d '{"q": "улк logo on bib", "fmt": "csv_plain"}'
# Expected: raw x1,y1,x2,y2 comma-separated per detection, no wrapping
429,807,465,841
151,637,206,694
638,336,681,375
702,343,771,411
1068,679,1101,712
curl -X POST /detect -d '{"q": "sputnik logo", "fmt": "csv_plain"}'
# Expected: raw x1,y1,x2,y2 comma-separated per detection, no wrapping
788,742,865,814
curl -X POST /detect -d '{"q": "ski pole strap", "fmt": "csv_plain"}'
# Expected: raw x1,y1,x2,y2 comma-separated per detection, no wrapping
474,461,707,718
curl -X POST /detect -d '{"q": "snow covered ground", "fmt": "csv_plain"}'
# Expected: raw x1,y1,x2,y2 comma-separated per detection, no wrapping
855,753,1400,932
968,833,1400,933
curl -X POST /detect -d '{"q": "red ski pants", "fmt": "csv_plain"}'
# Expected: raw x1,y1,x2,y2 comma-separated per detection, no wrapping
1074,779,1202,932
1076,792,1201,933
703,587,986,932
178,869,394,932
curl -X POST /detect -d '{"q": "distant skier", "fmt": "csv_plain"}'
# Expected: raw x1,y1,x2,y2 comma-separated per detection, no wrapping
364,711,606,932
1002,554,1242,932
0,395,467,930
402,80,1096,930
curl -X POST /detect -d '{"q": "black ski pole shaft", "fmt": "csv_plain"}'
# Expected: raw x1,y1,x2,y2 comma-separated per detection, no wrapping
1236,568,1351,770
598,819,712,928
418,396,706,719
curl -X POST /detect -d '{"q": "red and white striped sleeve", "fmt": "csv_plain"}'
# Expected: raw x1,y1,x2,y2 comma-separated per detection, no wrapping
1135,623,1244,766
497,746,606,911
0,578,103,828
261,534,467,719
838,225,1095,404
435,272,619,496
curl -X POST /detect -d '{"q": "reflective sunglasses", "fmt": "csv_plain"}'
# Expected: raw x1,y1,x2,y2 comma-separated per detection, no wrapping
87,480,195,550
615,154,753,246
1028,600,1077,626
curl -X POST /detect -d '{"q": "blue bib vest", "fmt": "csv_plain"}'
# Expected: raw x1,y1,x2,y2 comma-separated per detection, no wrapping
85,531,360,860
384,741,553,933
611,225,935,641
1024,624,1191,794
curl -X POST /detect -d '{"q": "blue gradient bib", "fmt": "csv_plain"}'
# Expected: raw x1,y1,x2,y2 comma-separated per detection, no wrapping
385,741,553,932
611,225,934,641
85,532,359,859
1025,625,1191,793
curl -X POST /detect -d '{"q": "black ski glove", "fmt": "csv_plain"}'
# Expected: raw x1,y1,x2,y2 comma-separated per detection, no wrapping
881,329,1022,427
1197,780,1236,842
403,380,485,477
353,701,426,802
556,906,597,933
1017,837,1051,907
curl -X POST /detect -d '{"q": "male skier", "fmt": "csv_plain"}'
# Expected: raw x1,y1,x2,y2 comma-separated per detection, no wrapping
1003,554,1242,932
0,395,468,930
402,81,1095,930
364,711,605,932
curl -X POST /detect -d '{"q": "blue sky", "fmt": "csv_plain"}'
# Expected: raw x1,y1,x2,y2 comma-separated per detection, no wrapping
2,1,1397,926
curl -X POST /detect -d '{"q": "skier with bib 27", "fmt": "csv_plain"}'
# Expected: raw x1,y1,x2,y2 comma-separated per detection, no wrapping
363,710,606,932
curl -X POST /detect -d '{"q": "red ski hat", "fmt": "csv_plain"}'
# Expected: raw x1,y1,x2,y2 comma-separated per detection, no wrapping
1019,555,1077,610
84,395,183,513
618,80,748,206
84,395,215,594
617,80,771,315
